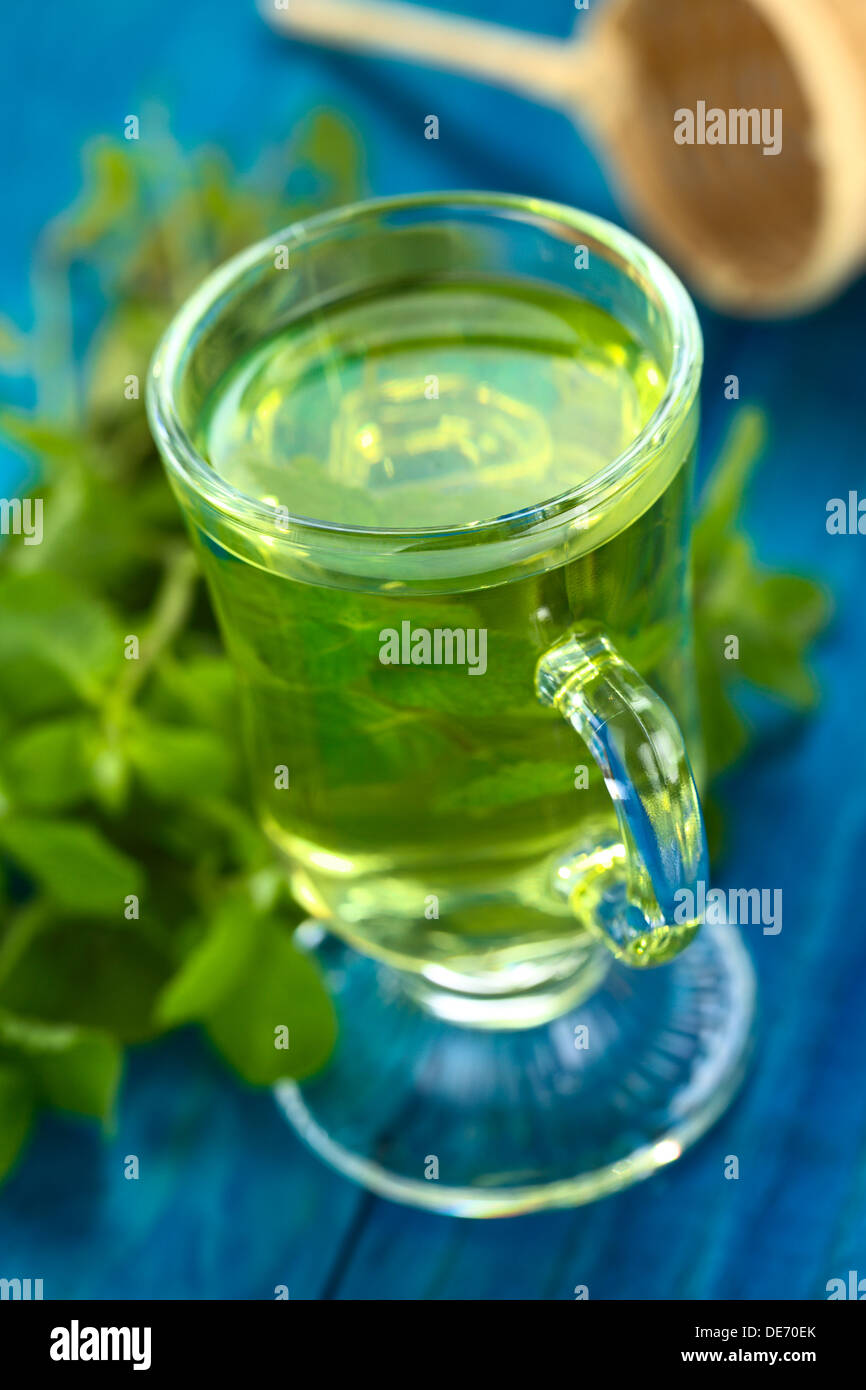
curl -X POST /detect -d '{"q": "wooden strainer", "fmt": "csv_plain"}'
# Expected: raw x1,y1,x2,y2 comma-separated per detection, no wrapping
262,0,866,315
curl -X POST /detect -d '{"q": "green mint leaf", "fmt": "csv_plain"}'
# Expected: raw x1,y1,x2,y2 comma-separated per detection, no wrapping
205,920,336,1084
0,314,26,365
0,1063,37,1181
3,717,95,810
126,719,233,801
33,1034,121,1121
693,408,830,781
0,411,92,470
736,637,820,708
0,818,142,917
694,407,767,552
695,647,751,782
155,898,258,1027
150,655,239,733
369,632,533,720
0,921,170,1043
0,572,120,705
747,572,831,644
49,138,138,257
435,759,576,813
0,1010,122,1121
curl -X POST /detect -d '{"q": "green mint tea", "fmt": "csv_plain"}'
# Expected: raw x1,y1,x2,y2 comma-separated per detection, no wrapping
191,276,699,979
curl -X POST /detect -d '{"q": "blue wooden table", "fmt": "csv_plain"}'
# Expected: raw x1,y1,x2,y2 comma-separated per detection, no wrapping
1,0,865,1299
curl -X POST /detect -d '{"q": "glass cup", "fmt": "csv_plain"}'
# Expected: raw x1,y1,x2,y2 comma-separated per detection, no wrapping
148,193,755,1215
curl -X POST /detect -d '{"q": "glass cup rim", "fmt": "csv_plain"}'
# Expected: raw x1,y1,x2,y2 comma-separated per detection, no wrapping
146,190,703,543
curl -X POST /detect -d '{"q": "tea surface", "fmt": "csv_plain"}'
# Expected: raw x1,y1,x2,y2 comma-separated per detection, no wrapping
199,277,665,528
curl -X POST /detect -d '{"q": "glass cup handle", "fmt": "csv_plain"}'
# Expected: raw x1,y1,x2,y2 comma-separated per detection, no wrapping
536,629,709,968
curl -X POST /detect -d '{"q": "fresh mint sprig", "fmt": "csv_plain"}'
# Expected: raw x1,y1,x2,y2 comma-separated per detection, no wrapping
0,113,361,1178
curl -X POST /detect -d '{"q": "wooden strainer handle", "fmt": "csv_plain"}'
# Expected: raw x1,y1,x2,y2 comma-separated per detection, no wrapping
260,0,586,105
262,0,866,315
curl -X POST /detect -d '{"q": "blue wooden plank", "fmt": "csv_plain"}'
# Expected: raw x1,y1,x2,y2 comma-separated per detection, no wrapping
1,0,865,1300
0,1034,365,1299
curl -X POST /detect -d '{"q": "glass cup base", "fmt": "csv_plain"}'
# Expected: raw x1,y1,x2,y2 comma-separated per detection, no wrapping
275,922,756,1217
